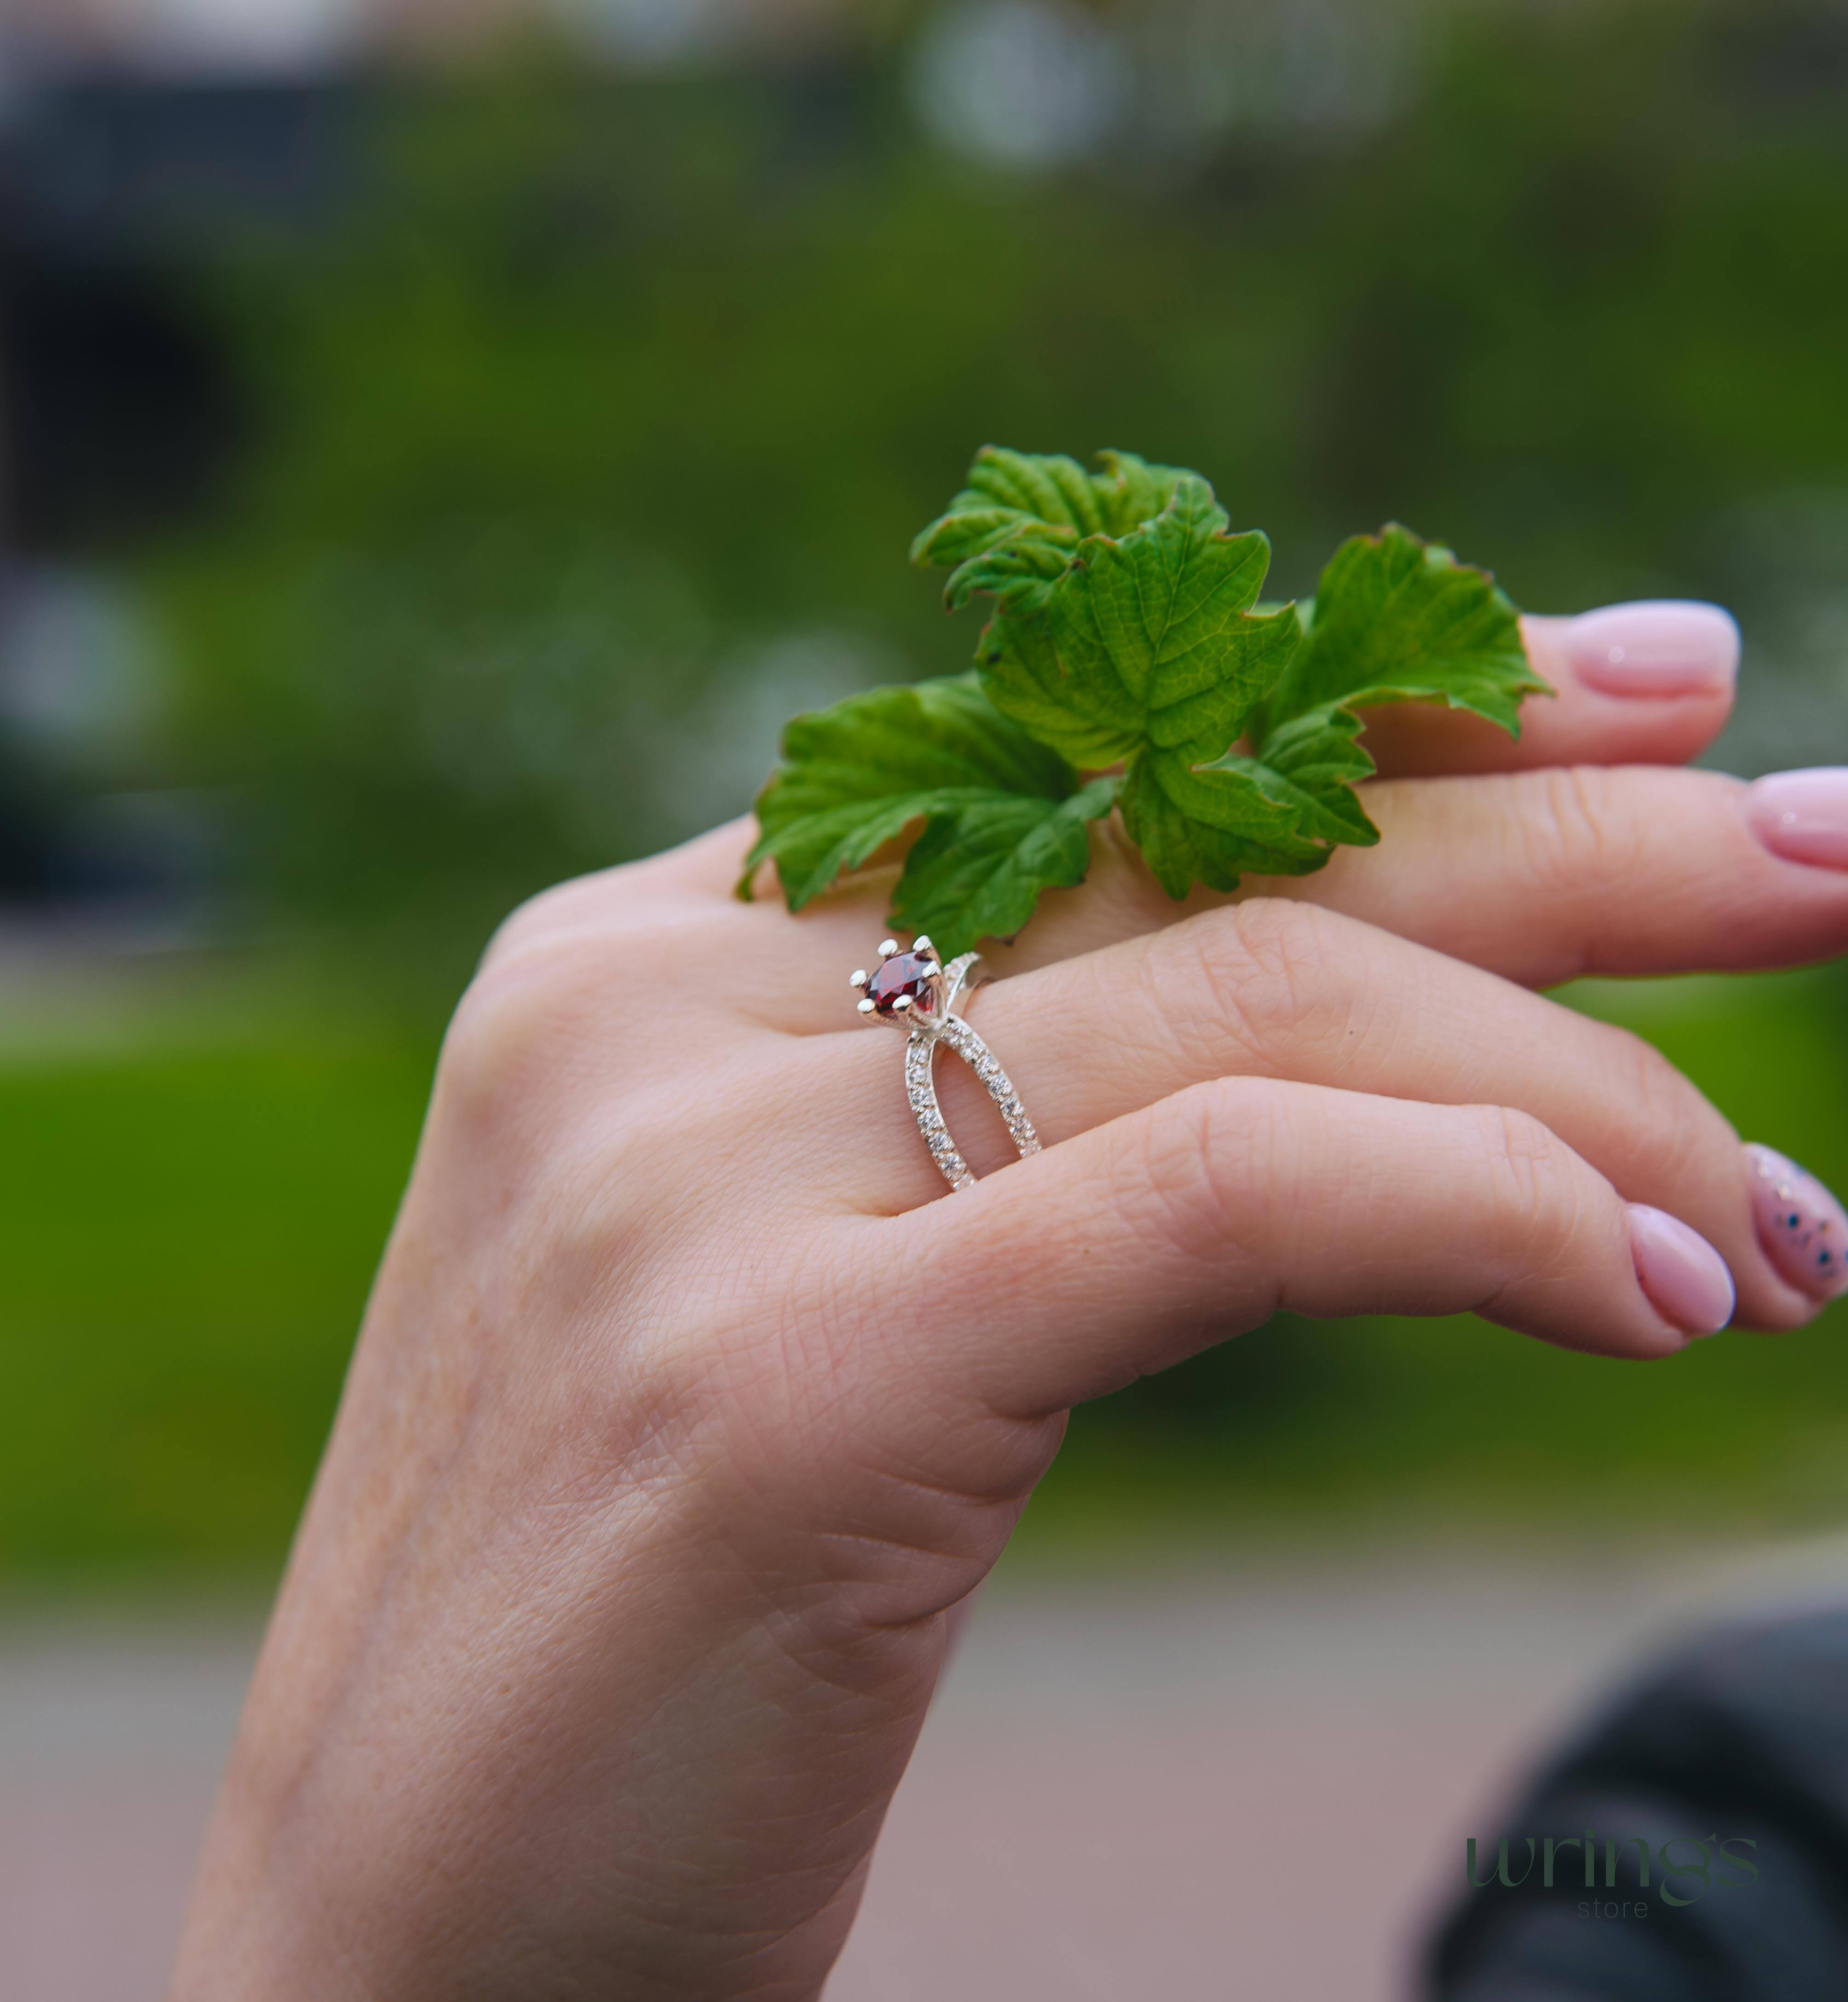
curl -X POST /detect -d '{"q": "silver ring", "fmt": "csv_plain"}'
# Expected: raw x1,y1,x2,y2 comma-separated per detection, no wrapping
849,936,1040,1192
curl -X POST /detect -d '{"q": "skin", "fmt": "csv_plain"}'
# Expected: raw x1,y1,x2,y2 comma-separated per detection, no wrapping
169,613,1848,2000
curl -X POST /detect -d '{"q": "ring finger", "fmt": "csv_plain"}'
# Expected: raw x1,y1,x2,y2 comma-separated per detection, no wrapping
974,763,1848,991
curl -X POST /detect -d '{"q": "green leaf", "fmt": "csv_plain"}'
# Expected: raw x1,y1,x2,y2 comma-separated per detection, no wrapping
939,524,1077,618
739,673,1116,954
890,777,1120,945
911,445,1188,615
857,468,1540,924
1126,704,1381,901
1199,702,1380,850
970,604,1132,770
1121,748,1338,897
1261,523,1548,736
982,474,1301,767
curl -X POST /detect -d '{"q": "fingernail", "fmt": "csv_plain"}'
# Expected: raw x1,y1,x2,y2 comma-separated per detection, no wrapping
1743,769,1848,871
1565,602,1739,697
1745,1144,1848,1301
1627,1204,1736,1337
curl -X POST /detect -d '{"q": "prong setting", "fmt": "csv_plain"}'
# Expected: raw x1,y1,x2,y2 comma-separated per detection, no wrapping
855,938,959,1031
849,969,868,990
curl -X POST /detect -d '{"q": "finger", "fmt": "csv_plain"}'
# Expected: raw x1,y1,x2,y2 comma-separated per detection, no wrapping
869,1078,1728,1424
922,901,1825,1331
971,765,1848,992
1282,764,1848,987
1361,603,1739,779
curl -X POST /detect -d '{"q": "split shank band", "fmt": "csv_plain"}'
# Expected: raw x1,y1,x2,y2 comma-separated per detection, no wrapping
850,938,1040,1192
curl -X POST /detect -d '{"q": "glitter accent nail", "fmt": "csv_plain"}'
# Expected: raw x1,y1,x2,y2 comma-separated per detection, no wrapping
1746,1144,1848,1301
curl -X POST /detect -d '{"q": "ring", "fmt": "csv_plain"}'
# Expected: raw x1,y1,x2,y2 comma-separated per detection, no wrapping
850,936,1040,1192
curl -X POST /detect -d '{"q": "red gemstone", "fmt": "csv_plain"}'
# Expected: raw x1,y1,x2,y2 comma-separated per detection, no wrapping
866,952,938,1017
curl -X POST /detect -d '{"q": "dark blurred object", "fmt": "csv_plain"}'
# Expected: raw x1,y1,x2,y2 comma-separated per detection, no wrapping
0,78,346,549
0,729,65,898
1426,1605,1848,2002
0,77,348,917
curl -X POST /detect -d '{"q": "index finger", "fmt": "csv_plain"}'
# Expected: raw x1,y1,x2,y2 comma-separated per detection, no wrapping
1362,602,1739,779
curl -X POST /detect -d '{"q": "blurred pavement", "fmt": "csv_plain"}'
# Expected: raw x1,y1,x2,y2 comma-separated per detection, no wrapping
0,1612,258,2002
7,1542,1848,2002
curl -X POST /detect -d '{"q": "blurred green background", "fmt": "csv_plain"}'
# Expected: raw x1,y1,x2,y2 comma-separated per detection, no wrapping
3,0,1848,1582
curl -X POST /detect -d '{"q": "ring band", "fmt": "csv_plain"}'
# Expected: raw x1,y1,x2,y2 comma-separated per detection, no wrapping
850,938,1040,1192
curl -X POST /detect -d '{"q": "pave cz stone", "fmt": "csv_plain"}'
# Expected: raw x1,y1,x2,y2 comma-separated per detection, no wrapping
895,952,1040,1193
866,951,938,1017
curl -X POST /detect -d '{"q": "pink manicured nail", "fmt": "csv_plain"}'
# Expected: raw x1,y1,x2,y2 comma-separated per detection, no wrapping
1745,1145,1848,1301
1566,602,1739,697
1743,769,1848,871
1627,1204,1736,1337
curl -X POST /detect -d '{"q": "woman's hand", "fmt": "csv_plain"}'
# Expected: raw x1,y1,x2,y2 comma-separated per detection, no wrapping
171,602,1848,2001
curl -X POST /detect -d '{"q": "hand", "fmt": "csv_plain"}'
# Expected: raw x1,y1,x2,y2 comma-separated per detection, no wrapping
171,602,1848,1999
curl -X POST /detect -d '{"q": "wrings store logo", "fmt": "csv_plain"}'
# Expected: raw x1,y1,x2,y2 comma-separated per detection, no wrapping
1467,1831,1759,1920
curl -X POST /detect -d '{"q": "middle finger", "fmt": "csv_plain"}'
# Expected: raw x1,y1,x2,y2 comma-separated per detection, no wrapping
982,764,1848,991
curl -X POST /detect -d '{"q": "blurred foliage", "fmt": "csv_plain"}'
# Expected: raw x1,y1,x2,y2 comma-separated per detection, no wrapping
146,0,1848,970
0,1024,433,1573
7,0,1848,1573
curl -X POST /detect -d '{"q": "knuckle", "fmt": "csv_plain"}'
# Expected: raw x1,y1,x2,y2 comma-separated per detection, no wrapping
1514,766,1647,895
1609,1024,1731,1177
478,874,611,978
1164,899,1353,1074
439,925,617,1118
479,850,687,982
437,965,566,1127
447,898,721,1119
479,884,569,971
1226,896,1342,998
1468,1103,1586,1259
479,863,632,972
447,887,602,1106
1112,1077,1280,1265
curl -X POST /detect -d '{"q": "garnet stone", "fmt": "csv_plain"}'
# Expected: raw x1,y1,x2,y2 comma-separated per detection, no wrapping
866,951,938,1018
